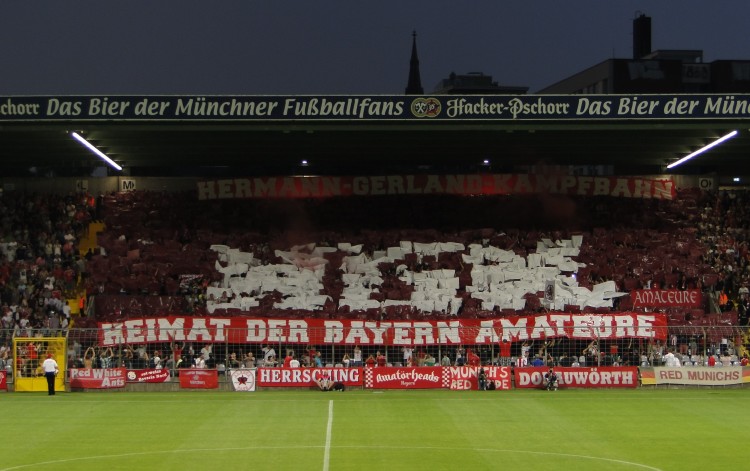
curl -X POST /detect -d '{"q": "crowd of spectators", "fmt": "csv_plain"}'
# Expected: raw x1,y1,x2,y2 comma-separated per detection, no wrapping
0,191,94,345
696,190,750,320
3,187,750,369
81,188,735,321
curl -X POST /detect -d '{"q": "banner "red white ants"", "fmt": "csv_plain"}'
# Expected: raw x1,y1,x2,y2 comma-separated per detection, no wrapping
69,368,127,389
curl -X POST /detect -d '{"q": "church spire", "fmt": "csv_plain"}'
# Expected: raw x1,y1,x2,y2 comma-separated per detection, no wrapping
405,30,424,95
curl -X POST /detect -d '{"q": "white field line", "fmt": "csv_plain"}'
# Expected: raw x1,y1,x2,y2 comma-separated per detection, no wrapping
0,445,663,471
323,399,334,471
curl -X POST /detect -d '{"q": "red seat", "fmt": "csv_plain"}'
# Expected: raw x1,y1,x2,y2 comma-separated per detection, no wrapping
702,273,719,287
623,278,640,291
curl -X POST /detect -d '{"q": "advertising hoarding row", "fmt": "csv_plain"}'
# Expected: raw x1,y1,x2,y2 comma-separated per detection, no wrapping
30,365,750,391
62,366,639,391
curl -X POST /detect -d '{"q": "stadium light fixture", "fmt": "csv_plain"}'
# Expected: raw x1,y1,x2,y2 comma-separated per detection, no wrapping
70,132,123,171
666,130,738,170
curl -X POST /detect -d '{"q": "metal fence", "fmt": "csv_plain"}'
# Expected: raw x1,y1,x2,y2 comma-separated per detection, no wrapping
2,324,746,384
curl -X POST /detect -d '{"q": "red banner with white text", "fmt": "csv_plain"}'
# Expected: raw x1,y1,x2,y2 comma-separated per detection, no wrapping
198,174,675,200
0,371,6,390
69,368,127,389
364,367,445,389
126,368,171,383
178,369,218,389
513,367,638,389
632,289,702,307
446,366,512,390
98,313,667,347
257,367,363,388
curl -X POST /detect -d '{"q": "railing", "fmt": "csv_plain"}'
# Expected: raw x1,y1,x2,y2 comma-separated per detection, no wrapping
2,324,746,385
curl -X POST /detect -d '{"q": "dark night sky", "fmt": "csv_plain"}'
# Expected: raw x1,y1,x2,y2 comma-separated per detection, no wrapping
1,1,748,95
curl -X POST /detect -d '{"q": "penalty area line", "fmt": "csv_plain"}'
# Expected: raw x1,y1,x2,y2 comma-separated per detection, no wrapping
0,444,662,471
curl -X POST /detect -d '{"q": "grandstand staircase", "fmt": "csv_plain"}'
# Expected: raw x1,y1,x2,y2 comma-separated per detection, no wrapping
79,221,105,257
67,221,105,322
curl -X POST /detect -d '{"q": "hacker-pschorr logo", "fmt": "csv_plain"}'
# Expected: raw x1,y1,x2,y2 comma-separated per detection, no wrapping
410,97,441,118
229,369,256,392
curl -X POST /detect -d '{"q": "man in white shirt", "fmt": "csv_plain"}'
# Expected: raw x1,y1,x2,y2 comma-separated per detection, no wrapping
41,353,59,395
151,351,162,369
263,345,276,364
662,349,679,367
402,347,413,366
200,344,212,366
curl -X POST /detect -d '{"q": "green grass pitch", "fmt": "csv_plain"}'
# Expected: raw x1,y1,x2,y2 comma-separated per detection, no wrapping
1,388,748,471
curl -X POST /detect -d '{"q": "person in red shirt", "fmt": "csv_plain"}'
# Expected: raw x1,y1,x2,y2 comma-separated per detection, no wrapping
365,354,376,368
499,339,512,366
376,351,386,367
466,348,481,367
283,351,294,368
307,345,317,363
316,372,333,391
26,342,39,372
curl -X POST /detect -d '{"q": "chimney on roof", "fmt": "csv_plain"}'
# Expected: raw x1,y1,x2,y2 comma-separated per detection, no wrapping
633,12,652,59
405,31,424,95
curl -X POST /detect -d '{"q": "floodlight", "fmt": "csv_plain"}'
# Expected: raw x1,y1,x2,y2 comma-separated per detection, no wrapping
666,130,738,169
71,132,122,171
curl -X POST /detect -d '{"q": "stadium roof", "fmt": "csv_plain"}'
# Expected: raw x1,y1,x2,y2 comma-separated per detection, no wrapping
1,94,749,180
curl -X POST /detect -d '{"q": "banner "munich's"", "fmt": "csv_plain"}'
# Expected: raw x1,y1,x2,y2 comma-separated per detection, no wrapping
99,313,667,347
446,366,512,390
